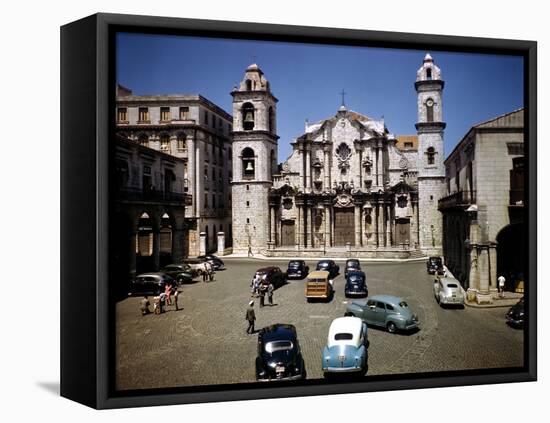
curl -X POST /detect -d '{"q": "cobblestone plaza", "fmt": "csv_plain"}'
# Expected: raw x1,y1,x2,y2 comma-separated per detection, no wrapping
115,259,523,390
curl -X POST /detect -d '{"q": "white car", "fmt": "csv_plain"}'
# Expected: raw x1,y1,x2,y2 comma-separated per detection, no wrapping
433,276,465,306
322,317,368,375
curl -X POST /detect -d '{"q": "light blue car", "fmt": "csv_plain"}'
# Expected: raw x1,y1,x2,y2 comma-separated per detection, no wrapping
322,316,368,376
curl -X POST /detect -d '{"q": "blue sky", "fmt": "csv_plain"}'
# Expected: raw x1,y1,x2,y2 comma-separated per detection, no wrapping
117,33,524,161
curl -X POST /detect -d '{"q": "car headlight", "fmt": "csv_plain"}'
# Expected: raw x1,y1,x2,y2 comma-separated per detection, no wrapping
268,362,277,368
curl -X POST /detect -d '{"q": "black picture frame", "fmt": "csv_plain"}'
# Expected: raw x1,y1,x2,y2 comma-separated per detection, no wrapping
61,12,537,409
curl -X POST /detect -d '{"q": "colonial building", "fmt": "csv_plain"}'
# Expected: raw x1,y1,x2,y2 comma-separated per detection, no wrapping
439,108,524,304
112,136,192,289
231,54,447,258
116,85,233,256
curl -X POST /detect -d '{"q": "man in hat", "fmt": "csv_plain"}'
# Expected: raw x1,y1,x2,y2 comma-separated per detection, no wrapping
246,300,256,334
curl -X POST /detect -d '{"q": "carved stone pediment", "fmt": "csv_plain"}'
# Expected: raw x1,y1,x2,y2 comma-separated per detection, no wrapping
334,193,354,208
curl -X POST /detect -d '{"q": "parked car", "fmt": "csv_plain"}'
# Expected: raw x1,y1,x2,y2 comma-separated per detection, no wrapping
345,295,419,333
506,298,525,328
197,254,225,271
316,259,340,279
286,260,309,280
427,256,445,275
161,263,197,284
255,266,286,289
433,276,464,306
305,270,333,302
128,272,176,296
255,324,306,381
344,270,368,298
181,258,205,275
322,316,368,376
344,259,361,277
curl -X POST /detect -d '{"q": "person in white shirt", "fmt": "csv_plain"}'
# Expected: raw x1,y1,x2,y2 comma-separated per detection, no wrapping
498,275,506,297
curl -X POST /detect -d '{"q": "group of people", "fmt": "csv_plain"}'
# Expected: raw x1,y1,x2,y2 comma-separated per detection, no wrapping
201,261,215,282
250,273,274,307
246,274,275,334
140,282,180,316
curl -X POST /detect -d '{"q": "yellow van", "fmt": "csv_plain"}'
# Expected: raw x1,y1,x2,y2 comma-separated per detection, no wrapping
305,270,333,301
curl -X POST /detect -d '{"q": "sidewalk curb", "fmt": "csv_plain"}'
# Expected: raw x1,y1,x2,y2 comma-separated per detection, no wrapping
221,255,428,263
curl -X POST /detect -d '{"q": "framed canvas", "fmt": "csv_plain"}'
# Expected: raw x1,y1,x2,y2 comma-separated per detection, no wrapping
60,13,537,409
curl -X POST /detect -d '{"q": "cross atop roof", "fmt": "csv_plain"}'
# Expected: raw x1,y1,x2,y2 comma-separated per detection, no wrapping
340,89,347,107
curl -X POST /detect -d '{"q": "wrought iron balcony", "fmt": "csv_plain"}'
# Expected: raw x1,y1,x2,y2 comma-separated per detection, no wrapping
438,190,476,210
117,187,192,205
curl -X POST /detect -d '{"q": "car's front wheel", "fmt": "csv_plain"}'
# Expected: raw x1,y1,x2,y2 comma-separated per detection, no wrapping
386,321,397,333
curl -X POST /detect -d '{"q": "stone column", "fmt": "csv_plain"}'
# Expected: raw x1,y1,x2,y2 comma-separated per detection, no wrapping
489,244,498,293
377,200,384,248
188,136,196,216
195,141,202,215
152,229,161,271
331,206,336,246
199,231,206,256
323,147,331,190
305,147,311,192
308,206,314,248
354,204,361,247
295,204,303,249
385,203,391,247
413,199,420,249
129,230,137,279
324,204,331,248
270,206,277,245
377,145,384,186
217,231,225,255
171,226,185,263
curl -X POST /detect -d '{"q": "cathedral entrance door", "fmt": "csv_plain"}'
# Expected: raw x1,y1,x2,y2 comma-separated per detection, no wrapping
334,208,355,246
281,220,295,246
395,218,411,247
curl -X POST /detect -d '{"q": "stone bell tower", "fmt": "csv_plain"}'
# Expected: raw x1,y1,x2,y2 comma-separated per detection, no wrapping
415,53,446,255
231,63,279,254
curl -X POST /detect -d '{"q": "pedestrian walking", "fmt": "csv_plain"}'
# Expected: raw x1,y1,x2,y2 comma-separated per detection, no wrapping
246,301,256,334
247,245,253,257
250,273,260,297
140,296,151,316
498,275,506,297
159,292,166,313
205,261,214,281
165,283,172,306
259,283,267,307
173,288,179,311
267,283,274,306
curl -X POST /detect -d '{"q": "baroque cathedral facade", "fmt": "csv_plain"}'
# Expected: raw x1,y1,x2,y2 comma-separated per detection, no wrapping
231,54,446,258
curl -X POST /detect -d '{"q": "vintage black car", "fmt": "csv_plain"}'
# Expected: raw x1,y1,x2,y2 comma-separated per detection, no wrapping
506,298,524,328
255,266,286,289
161,263,197,284
344,259,362,277
345,270,368,298
197,254,225,270
316,259,340,279
255,324,306,381
286,260,309,280
426,256,445,275
129,272,176,296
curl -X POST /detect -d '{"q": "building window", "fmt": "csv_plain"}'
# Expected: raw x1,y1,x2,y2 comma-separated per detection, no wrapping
160,134,170,152
268,106,275,133
177,134,186,151
160,107,171,122
179,106,189,120
242,147,255,179
246,218,250,224
404,141,413,148
204,194,208,207
246,201,250,207
426,68,432,80
242,102,255,130
427,147,435,165
426,98,434,122
138,107,149,122
204,111,209,126
117,107,127,122
245,79,252,91
246,185,249,191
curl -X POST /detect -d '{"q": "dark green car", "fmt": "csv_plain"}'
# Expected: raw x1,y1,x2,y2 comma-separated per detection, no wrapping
161,263,197,284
